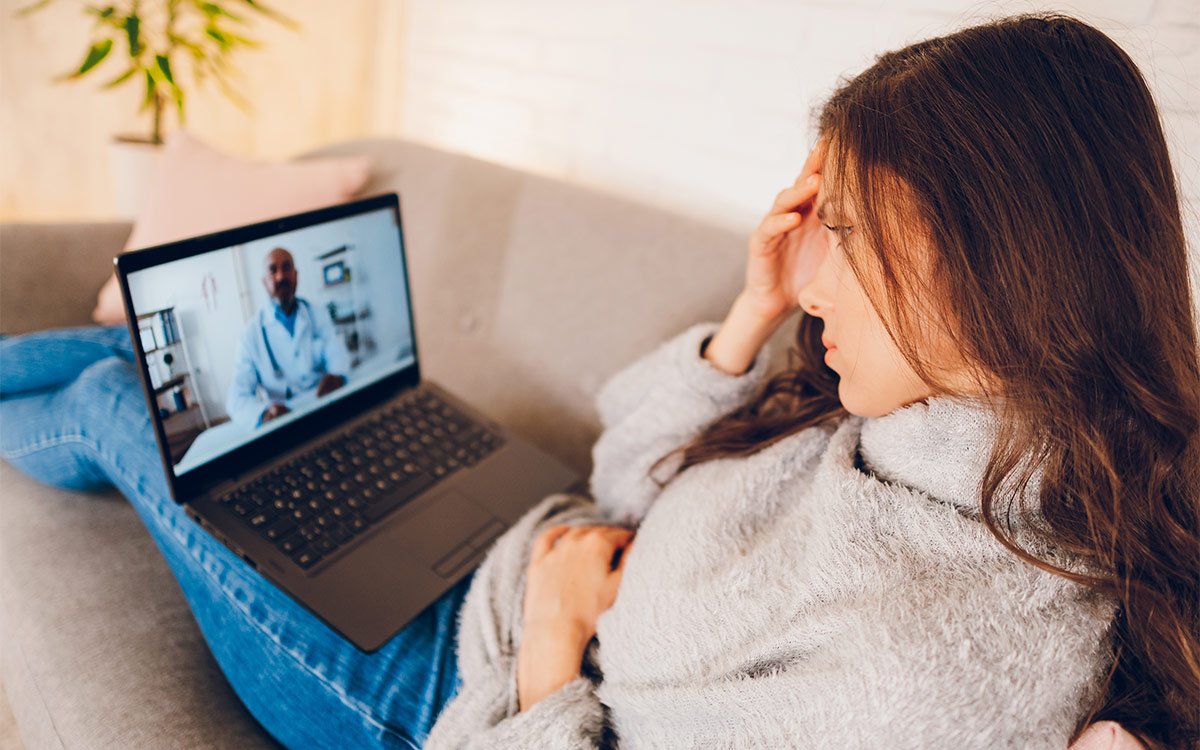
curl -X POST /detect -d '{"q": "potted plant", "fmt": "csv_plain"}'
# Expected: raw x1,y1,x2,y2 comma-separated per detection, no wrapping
16,0,297,215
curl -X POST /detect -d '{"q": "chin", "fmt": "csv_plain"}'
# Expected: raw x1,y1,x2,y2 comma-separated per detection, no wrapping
837,382,898,419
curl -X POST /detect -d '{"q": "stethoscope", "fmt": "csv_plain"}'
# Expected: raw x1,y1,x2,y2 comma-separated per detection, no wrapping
260,298,312,400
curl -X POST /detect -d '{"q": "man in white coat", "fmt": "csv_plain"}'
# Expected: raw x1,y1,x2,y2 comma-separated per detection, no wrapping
226,247,352,427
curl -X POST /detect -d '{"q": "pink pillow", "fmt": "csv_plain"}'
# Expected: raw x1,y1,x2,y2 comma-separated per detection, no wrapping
93,131,370,324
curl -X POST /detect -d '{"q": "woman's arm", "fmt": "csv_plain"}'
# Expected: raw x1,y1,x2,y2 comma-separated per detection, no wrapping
587,321,773,524
588,142,827,526
703,291,790,376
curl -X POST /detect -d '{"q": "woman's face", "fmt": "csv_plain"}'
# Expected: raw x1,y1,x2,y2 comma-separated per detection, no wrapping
797,170,970,418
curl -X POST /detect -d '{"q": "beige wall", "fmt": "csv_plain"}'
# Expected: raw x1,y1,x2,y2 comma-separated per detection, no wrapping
0,0,389,221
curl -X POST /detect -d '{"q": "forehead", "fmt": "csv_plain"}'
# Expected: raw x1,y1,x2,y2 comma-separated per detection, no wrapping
264,250,293,267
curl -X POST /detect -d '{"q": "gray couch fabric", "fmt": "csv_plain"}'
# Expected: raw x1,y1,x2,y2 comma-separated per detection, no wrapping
0,138,796,748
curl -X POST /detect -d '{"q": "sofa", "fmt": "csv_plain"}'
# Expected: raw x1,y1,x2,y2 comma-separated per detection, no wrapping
0,138,1141,750
0,137,796,748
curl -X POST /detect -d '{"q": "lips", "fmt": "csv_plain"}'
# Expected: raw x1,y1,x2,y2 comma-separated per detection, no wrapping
821,337,836,350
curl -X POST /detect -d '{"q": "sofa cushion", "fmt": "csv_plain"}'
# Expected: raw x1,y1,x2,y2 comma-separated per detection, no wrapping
0,222,132,335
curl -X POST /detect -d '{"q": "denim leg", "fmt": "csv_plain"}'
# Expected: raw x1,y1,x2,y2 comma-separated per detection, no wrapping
0,355,470,749
0,325,134,396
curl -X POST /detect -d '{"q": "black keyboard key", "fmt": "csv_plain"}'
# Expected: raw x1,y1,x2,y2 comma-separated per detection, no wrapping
314,537,338,555
263,517,295,540
293,549,321,569
278,533,306,555
361,473,436,523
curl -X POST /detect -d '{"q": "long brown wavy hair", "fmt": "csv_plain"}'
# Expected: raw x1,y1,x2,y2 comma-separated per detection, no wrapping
655,14,1200,748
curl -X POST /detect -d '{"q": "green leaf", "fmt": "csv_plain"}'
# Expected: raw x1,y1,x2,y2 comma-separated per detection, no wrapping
238,0,299,31
73,39,113,77
215,5,245,24
155,54,174,84
140,69,156,112
226,32,260,48
207,63,250,112
103,66,138,88
173,87,186,124
15,0,54,17
124,14,141,57
205,27,230,47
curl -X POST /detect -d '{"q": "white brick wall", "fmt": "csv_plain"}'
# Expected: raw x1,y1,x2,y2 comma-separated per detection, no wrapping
379,0,1200,302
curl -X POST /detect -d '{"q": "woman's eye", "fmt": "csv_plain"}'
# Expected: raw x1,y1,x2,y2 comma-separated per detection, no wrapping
823,224,853,237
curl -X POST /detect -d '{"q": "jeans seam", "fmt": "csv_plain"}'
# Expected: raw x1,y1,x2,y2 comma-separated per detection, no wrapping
85,443,422,749
0,432,93,461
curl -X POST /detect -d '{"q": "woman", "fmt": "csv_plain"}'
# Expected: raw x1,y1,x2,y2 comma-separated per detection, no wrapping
2,12,1196,750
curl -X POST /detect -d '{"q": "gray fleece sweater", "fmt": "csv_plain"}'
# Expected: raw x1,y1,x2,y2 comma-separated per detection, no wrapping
424,321,1117,749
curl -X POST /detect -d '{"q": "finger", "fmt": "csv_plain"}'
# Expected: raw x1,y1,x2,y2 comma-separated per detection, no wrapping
590,526,636,548
596,525,636,539
795,138,829,185
531,525,571,561
572,524,632,540
750,212,802,254
581,526,631,551
563,524,596,543
770,176,821,215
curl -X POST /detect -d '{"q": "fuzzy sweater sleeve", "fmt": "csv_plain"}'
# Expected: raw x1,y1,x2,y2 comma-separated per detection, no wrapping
588,321,772,525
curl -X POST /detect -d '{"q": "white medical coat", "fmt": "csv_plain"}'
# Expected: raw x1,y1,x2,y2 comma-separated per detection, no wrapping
225,298,352,427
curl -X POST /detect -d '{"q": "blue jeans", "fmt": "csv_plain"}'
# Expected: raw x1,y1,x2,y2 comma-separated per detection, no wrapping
0,326,472,749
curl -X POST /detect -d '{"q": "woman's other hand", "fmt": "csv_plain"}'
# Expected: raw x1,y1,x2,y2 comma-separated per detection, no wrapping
517,524,634,710
705,139,828,376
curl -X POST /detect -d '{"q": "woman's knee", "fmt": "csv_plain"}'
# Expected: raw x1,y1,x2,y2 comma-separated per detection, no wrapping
72,357,153,427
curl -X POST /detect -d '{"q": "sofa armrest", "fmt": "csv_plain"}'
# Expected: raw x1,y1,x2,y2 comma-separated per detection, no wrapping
0,222,132,334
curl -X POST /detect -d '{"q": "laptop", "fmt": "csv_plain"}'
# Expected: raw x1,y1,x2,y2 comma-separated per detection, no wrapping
115,193,581,652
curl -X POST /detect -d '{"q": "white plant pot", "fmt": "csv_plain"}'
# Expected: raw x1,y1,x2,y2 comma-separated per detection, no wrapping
108,136,164,219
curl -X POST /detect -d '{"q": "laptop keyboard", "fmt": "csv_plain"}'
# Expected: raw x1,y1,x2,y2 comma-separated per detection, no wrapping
217,390,504,571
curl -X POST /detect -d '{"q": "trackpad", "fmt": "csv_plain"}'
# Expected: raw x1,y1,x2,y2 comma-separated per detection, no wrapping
393,489,503,567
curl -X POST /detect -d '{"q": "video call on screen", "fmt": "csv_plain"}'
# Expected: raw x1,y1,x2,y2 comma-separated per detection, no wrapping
127,207,415,475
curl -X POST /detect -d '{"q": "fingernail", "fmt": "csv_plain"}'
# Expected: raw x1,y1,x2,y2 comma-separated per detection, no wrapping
805,175,820,186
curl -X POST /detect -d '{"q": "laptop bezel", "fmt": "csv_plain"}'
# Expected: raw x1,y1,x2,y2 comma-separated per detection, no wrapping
114,192,423,504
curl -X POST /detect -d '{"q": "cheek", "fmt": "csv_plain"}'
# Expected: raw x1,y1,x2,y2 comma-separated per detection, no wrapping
827,287,905,403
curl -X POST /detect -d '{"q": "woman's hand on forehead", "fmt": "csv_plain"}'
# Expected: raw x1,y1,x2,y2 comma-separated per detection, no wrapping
740,139,831,325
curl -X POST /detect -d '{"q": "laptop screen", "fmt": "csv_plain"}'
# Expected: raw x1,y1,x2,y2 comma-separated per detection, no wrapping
125,203,415,476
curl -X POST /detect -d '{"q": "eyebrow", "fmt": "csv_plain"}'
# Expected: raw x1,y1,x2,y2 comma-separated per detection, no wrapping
816,200,841,222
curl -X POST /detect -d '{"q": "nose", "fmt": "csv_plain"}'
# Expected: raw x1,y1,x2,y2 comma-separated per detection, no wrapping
796,259,833,318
